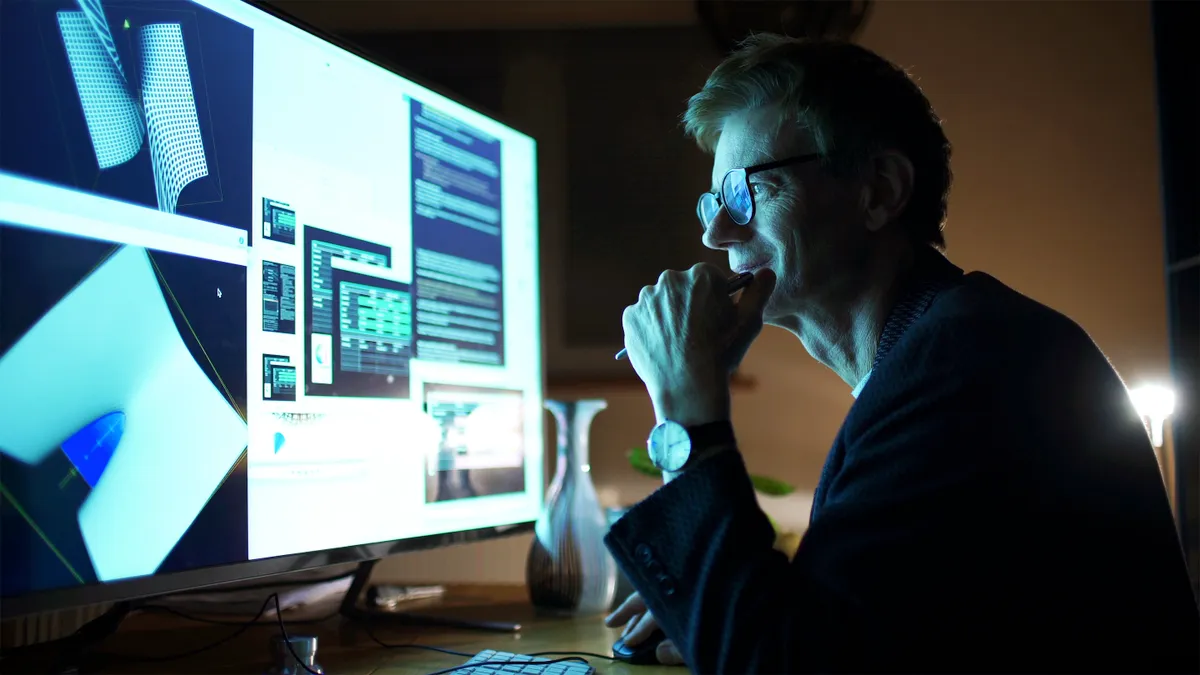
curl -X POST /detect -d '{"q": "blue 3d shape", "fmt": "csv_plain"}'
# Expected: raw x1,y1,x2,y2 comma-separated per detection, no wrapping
60,411,125,487
0,245,248,583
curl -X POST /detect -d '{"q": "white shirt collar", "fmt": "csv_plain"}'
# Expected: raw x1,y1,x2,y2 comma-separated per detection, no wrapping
851,370,873,399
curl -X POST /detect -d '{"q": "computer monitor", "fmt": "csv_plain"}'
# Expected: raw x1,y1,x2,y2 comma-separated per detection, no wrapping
0,0,542,617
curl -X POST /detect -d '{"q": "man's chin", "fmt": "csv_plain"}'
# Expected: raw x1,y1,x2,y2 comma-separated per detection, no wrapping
761,289,799,329
762,302,785,326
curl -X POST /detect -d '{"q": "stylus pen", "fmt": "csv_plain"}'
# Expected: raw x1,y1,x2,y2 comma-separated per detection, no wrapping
614,272,755,360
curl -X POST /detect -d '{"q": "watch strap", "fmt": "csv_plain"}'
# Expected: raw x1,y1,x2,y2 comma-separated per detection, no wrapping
686,420,735,450
680,420,736,470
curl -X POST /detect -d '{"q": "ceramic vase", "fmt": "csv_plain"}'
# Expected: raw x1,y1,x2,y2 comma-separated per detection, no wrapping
526,399,617,616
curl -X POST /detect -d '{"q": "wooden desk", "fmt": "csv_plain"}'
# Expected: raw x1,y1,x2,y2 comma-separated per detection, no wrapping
98,585,675,675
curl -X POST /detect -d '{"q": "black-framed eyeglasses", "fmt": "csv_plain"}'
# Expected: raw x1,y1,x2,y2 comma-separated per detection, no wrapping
697,153,823,228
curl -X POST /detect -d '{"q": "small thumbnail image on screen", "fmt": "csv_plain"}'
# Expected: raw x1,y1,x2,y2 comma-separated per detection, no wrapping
262,260,296,334
422,384,526,504
261,198,296,245
0,0,254,240
0,224,250,597
262,354,296,402
304,227,414,399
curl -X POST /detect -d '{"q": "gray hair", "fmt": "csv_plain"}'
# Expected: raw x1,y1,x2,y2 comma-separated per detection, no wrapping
683,34,952,248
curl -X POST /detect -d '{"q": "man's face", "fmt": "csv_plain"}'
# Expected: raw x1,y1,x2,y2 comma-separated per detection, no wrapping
704,107,869,325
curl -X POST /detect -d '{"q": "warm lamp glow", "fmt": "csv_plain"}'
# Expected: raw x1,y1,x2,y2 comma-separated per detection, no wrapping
1129,383,1176,448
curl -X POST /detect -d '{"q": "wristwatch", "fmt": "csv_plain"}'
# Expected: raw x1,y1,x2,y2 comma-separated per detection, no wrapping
646,420,736,473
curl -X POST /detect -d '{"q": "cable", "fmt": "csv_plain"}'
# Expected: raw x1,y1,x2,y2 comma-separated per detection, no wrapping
343,613,613,663
269,594,325,675
143,600,473,657
355,618,474,658
136,596,474,659
88,590,608,675
94,594,277,667
129,593,469,671
528,650,616,660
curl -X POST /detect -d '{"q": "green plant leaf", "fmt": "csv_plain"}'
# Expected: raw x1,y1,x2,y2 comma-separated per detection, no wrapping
627,447,660,478
750,475,795,496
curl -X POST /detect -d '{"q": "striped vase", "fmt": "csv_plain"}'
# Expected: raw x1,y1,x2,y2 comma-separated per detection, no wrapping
526,399,617,616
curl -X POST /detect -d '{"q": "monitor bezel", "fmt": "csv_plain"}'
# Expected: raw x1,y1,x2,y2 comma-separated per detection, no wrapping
1,0,542,619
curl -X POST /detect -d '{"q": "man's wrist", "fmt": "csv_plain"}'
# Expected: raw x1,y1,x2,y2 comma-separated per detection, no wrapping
651,378,730,427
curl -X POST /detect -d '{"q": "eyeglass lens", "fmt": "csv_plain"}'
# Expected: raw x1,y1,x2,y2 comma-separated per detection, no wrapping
722,169,752,225
697,192,720,227
697,169,754,228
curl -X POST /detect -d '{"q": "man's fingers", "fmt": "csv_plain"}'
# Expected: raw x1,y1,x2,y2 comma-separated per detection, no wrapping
656,639,685,666
604,592,645,628
623,612,660,646
620,613,641,638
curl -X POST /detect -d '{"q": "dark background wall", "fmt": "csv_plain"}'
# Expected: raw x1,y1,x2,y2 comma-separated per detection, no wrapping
1152,0,1199,599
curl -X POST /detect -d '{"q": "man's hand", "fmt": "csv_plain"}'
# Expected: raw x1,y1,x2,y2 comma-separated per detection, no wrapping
621,264,776,425
605,592,684,666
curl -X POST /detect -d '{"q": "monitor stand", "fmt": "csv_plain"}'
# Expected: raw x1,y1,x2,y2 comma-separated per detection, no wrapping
339,560,522,633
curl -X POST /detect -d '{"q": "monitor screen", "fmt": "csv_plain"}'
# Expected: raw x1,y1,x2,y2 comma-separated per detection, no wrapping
0,0,542,603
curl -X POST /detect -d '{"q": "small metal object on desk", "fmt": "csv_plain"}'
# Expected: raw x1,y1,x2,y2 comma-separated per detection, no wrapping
266,635,323,675
368,583,446,608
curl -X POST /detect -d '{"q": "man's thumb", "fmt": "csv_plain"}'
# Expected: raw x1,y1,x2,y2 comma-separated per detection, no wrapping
735,268,776,327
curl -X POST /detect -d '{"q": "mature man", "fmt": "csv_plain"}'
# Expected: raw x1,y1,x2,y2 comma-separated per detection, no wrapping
603,34,1199,673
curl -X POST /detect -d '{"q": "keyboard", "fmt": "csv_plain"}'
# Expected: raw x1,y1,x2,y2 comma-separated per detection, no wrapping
454,649,595,674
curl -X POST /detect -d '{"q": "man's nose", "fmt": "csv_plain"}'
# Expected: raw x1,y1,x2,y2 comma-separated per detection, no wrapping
701,208,751,251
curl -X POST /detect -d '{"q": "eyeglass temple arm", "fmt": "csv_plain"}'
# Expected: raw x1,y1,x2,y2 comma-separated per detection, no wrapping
744,152,823,175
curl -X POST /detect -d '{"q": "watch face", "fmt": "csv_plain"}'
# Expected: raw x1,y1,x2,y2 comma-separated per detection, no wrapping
648,420,691,473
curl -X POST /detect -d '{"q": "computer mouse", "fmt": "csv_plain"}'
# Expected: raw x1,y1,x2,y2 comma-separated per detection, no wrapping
612,628,668,665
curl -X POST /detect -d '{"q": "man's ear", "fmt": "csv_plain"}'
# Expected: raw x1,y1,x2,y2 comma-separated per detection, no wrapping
862,150,915,233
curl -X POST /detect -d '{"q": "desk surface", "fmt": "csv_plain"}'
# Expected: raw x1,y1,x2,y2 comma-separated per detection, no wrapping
99,585,673,675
